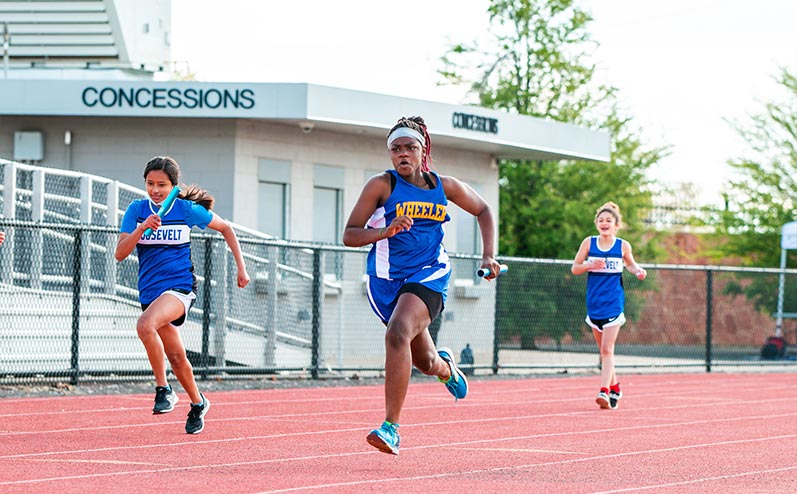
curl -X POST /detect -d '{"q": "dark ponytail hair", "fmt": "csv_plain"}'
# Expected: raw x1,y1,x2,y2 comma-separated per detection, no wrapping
387,116,433,172
143,156,215,210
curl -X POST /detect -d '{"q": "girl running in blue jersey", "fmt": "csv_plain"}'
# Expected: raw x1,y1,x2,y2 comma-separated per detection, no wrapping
343,116,500,455
115,156,250,434
571,201,646,410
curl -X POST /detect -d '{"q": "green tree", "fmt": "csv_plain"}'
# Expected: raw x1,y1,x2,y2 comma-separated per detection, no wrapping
712,67,797,315
717,67,797,267
439,0,666,261
439,0,667,347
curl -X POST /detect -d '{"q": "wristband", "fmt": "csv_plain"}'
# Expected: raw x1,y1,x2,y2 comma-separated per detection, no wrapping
379,227,386,239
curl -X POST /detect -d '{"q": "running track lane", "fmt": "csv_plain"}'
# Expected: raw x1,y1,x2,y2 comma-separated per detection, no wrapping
1,373,796,493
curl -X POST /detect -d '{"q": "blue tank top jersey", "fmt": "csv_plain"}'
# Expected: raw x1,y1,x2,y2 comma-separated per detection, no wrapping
365,170,450,280
120,197,213,304
585,236,625,319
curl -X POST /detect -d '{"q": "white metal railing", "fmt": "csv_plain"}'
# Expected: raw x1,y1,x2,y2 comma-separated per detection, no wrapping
0,158,343,373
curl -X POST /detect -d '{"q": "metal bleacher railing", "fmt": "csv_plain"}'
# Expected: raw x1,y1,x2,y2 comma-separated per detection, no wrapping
1,158,796,386
0,159,308,380
0,158,504,384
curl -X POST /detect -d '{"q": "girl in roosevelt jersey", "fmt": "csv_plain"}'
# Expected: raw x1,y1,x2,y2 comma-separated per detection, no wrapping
571,201,646,410
343,116,500,454
115,156,250,434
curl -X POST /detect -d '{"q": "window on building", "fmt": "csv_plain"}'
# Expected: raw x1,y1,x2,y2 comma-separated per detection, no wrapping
457,182,483,256
258,159,291,238
313,186,342,244
314,164,345,276
456,181,485,281
457,208,480,255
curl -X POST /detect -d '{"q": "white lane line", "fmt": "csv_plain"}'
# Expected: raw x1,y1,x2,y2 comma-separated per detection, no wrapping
2,408,796,461
589,465,797,493
25,458,165,466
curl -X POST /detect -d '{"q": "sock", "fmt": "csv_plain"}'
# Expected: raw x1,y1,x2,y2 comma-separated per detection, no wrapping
192,397,204,407
158,384,171,391
600,387,609,394
610,383,621,393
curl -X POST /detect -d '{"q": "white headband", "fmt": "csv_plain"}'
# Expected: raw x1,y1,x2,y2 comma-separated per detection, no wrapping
387,127,425,149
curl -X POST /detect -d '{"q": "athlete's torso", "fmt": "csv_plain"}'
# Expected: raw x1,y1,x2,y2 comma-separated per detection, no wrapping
585,236,625,319
121,197,212,304
365,170,450,280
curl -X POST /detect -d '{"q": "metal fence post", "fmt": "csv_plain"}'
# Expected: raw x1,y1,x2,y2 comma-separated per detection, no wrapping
705,268,713,373
200,237,212,379
70,227,82,385
264,246,278,367
492,276,502,375
211,237,228,369
311,249,322,379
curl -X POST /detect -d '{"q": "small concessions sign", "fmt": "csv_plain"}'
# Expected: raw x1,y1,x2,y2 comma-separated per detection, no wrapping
782,221,797,249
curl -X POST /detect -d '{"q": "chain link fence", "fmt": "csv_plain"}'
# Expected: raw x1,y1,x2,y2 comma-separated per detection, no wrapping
2,159,796,385
494,259,797,373
1,220,796,385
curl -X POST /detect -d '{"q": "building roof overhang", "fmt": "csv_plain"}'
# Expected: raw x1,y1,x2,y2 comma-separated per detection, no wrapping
0,80,610,162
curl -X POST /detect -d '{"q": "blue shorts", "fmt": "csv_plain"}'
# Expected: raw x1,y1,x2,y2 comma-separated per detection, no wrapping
366,264,450,324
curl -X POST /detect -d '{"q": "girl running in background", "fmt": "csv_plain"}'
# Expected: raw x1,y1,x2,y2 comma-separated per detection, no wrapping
571,201,646,410
343,116,500,454
115,156,250,434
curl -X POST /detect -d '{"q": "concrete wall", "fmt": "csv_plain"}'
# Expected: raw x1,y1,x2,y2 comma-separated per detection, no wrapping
0,116,238,218
234,119,499,247
0,115,499,249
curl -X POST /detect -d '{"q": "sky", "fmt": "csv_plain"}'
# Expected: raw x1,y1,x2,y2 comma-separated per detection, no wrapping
169,0,797,207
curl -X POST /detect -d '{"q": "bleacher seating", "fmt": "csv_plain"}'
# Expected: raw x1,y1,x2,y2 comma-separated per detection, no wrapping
0,0,169,72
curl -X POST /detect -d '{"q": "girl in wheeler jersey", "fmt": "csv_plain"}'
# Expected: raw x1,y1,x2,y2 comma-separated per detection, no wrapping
115,156,250,434
343,116,500,455
571,202,646,410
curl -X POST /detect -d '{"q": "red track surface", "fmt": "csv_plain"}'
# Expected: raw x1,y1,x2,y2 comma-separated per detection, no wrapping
1,373,796,493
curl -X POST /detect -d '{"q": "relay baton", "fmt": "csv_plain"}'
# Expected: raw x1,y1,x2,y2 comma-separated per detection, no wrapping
143,186,181,236
477,264,508,278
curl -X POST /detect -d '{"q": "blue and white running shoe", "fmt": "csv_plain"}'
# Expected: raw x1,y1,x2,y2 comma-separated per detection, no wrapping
366,421,400,455
437,347,468,400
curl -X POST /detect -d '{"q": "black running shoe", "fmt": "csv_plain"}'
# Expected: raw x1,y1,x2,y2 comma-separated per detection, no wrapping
152,386,178,414
609,390,622,409
185,394,210,434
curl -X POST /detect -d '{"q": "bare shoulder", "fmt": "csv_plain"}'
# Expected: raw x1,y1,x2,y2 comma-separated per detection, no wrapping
439,174,458,185
366,170,391,186
440,174,467,195
361,171,392,196
351,171,393,212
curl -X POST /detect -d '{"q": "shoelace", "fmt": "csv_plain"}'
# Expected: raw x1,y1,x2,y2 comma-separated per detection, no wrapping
188,404,203,419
